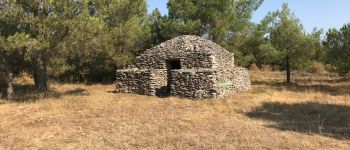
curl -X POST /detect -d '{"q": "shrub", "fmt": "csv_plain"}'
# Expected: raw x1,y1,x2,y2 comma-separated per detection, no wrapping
13,72,34,85
262,65,273,72
309,61,328,75
249,63,260,71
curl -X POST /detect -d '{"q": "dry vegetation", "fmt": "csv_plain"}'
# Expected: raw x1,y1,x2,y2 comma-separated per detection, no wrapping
0,71,350,149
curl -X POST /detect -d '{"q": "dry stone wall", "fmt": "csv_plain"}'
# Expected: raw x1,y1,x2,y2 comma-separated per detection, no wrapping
149,69,168,96
116,35,251,99
134,52,214,70
133,35,234,70
115,69,153,95
116,69,169,96
214,68,251,98
170,69,217,99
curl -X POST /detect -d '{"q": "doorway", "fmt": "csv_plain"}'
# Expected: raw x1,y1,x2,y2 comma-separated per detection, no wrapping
156,59,182,97
167,60,182,70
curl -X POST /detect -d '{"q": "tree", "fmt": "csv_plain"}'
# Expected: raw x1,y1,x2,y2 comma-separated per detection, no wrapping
166,0,263,49
323,24,350,75
60,0,150,82
240,24,280,67
0,36,15,99
148,9,168,47
261,3,311,83
0,1,27,99
161,0,264,67
308,28,324,62
14,0,77,92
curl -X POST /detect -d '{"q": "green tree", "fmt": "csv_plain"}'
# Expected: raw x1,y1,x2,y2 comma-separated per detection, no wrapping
240,24,280,67
148,9,168,47
308,28,324,62
167,0,263,45
261,3,311,83
61,0,150,82
14,0,77,92
166,0,263,48
164,0,263,67
0,1,28,99
324,24,350,75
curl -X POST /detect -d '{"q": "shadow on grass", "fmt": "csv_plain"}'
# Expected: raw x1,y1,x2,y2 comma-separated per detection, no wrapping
293,77,350,84
1,84,89,103
63,88,89,96
252,79,350,96
246,102,350,140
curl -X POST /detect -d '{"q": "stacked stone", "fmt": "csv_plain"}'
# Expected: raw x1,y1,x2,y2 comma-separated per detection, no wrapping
115,35,251,99
116,69,170,96
134,35,233,70
149,69,168,95
214,68,251,97
115,69,153,95
170,69,217,99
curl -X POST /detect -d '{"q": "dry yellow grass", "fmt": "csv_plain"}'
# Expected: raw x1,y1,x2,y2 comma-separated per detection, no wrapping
0,71,349,149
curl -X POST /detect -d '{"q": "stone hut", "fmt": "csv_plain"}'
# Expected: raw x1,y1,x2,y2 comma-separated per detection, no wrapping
115,35,251,99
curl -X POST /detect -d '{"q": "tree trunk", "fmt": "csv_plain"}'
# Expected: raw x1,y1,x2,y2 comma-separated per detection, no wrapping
286,56,291,83
34,56,48,92
1,64,14,100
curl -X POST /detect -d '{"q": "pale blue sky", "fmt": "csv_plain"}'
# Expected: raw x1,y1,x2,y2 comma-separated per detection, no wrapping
147,0,350,33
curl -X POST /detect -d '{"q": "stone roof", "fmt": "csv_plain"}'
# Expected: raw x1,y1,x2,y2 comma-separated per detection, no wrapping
145,35,234,57
136,35,235,69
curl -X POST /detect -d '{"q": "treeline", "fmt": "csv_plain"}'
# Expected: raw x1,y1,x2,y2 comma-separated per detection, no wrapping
0,0,349,99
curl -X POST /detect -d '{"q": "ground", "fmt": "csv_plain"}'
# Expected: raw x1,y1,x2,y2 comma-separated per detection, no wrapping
0,71,349,149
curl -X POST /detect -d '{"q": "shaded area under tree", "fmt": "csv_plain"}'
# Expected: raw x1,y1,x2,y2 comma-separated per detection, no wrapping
0,84,89,103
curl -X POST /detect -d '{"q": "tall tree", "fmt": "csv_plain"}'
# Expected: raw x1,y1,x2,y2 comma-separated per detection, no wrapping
15,0,77,92
61,0,150,82
148,9,167,47
261,3,310,83
0,1,26,99
240,24,280,67
0,36,15,100
323,24,350,75
167,0,263,46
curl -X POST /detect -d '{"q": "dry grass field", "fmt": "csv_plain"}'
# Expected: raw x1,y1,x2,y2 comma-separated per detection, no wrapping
0,71,349,149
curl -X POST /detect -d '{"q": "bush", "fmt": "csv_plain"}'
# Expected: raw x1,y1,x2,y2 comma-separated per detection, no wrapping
13,72,34,85
309,61,328,75
249,63,260,71
262,65,273,72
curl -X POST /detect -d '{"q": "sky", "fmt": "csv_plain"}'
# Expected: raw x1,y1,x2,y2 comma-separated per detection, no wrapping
147,0,350,33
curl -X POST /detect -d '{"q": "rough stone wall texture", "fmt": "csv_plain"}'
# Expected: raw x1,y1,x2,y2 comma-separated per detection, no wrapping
150,69,168,96
116,69,168,96
214,68,251,98
116,69,153,95
115,35,251,99
133,35,234,70
170,69,217,99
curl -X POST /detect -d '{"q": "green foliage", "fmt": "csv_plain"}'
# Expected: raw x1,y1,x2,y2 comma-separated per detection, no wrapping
240,25,280,67
323,24,350,75
0,0,150,84
249,3,325,82
167,0,263,45
59,0,150,82
153,0,263,66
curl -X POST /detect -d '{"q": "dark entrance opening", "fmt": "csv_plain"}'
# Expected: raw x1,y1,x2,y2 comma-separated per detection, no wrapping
168,60,182,70
156,59,182,97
